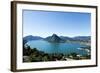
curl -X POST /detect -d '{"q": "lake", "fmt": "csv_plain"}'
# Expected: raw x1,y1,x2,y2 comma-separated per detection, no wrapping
26,40,89,55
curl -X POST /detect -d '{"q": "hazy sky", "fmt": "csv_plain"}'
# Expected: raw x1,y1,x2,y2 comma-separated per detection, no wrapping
23,10,91,38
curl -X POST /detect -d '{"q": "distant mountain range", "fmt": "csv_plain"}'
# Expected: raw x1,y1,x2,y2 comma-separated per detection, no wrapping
23,34,90,45
23,35,43,45
73,36,90,41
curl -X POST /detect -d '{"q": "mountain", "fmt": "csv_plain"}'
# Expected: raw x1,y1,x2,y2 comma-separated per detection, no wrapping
73,36,90,41
45,34,65,43
23,35,91,45
60,36,90,41
60,36,74,41
23,35,43,45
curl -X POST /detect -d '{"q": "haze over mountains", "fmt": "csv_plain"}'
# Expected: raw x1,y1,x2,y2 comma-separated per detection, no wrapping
23,34,90,45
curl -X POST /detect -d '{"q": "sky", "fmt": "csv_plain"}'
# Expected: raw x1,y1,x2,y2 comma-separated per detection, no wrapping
23,10,91,38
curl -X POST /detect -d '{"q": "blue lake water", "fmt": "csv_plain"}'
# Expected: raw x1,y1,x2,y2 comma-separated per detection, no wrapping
26,40,88,55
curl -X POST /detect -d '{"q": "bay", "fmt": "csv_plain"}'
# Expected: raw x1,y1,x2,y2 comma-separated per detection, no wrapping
26,40,88,55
